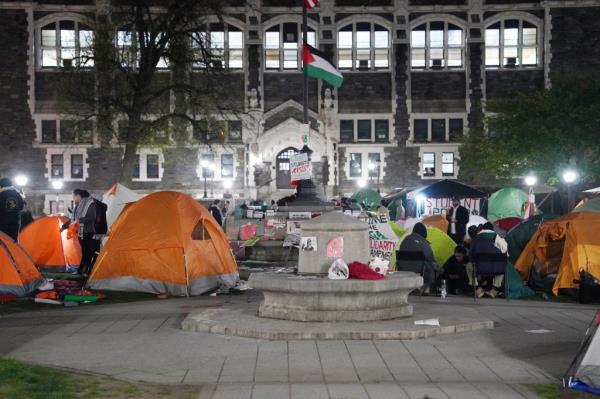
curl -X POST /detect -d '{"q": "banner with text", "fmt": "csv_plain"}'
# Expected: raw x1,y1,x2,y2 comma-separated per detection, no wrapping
421,197,482,216
367,214,397,261
290,153,312,181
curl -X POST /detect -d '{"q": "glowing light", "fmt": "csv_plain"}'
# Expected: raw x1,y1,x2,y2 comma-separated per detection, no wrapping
416,194,426,203
524,175,537,187
14,175,28,187
562,170,577,184
357,179,367,188
223,180,233,189
51,180,63,190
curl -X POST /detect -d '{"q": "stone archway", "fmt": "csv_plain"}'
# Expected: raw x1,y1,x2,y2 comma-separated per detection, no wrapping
275,147,299,189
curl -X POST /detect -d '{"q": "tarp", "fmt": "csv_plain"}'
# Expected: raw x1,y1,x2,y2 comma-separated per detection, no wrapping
103,183,141,229
422,215,449,232
506,214,555,264
18,215,81,271
488,188,529,222
515,212,600,295
574,197,600,214
351,189,382,211
0,232,42,297
407,180,487,200
88,191,239,296
564,311,600,394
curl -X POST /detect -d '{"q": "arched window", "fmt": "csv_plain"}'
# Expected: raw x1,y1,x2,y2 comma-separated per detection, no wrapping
193,23,244,69
337,22,389,70
410,21,464,70
39,20,93,68
485,19,539,68
264,23,316,71
116,30,169,69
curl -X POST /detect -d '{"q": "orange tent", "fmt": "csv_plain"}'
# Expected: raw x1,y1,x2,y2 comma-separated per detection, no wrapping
19,216,82,272
0,232,43,296
515,212,600,295
88,191,239,296
422,215,449,232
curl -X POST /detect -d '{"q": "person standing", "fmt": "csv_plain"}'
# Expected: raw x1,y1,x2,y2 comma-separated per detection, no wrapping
62,189,96,277
446,196,469,244
209,199,223,226
0,178,25,241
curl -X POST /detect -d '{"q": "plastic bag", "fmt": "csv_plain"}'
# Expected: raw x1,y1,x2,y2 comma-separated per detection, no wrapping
369,257,390,276
328,258,349,280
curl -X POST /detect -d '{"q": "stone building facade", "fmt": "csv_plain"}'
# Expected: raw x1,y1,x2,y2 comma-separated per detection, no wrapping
0,0,599,214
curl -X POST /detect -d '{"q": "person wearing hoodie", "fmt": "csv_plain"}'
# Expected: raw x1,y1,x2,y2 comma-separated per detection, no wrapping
469,222,508,298
395,222,439,294
0,178,25,241
61,189,96,276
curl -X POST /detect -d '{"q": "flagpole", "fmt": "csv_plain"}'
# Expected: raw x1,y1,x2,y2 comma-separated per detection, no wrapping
302,0,308,125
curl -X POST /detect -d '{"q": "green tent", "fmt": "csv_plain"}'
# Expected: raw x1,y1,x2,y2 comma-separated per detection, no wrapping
389,225,455,267
506,262,535,299
506,214,556,264
351,189,382,211
573,197,600,214
488,188,528,222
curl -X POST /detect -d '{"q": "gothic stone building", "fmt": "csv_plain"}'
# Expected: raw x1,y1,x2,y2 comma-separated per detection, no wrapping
1,0,599,214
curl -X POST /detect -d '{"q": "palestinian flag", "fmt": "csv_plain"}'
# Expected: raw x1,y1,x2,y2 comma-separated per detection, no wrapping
302,43,344,88
304,0,319,8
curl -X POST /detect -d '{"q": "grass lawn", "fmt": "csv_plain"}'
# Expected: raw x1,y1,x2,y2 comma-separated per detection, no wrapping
0,358,199,399
530,383,598,399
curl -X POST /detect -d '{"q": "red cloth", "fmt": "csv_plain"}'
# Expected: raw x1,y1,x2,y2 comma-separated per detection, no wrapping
348,261,385,280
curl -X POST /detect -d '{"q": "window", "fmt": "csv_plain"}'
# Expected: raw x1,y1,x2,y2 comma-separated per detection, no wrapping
368,153,381,178
193,23,243,69
229,120,242,142
442,152,454,176
221,154,234,178
449,118,463,141
42,120,57,143
51,154,64,178
265,23,316,70
374,120,389,142
337,22,389,70
60,120,93,144
422,153,435,177
192,219,211,240
411,21,463,70
349,153,362,177
340,120,354,142
71,154,83,179
201,154,215,179
116,30,169,68
193,120,241,143
414,119,428,142
146,154,159,179
485,19,539,68
357,120,372,141
431,119,446,142
133,151,162,181
39,20,93,68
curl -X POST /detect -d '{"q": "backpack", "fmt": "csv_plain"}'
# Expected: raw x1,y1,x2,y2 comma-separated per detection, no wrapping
93,198,108,234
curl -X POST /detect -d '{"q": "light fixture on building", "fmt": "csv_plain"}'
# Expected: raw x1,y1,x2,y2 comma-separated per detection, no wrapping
223,180,233,189
524,174,537,187
368,162,376,171
357,179,367,188
14,174,28,187
51,180,63,190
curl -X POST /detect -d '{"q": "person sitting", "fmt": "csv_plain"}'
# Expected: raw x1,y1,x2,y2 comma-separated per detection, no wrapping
396,223,439,295
441,245,470,295
469,222,508,298
349,199,361,212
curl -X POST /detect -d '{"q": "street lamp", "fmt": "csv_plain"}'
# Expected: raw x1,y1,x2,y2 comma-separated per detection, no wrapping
375,159,382,194
357,179,367,188
14,174,28,187
223,180,233,190
524,174,537,187
201,159,209,199
562,169,578,211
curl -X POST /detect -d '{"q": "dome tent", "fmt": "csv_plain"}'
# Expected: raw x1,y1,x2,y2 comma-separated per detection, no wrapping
487,188,529,222
88,191,239,296
103,183,141,229
351,189,382,211
19,215,81,272
0,232,43,297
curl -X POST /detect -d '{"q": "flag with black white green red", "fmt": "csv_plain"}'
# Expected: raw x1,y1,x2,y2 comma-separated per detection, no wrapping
304,0,319,8
302,43,344,88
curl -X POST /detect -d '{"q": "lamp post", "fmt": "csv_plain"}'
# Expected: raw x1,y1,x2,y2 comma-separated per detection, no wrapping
524,174,537,187
201,159,209,199
209,163,215,198
14,174,28,187
51,180,63,214
562,169,578,211
376,159,381,194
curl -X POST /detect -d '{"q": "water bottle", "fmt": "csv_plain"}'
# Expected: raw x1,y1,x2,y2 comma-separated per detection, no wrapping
440,279,448,299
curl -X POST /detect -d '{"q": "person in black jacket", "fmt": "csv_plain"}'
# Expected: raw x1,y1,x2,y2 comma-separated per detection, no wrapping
446,196,470,244
0,178,25,241
441,245,470,294
209,199,223,226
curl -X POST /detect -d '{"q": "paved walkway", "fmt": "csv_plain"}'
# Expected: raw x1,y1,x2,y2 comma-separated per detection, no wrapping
0,293,596,399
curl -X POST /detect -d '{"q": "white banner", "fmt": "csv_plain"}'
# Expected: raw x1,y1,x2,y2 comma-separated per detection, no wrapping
290,153,312,181
421,197,481,216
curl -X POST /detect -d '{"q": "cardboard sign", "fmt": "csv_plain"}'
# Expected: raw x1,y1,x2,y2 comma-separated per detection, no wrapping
289,212,312,220
290,153,312,181
326,237,344,258
369,239,396,260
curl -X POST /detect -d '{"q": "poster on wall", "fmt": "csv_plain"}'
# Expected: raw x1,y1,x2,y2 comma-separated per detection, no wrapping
326,237,344,258
420,197,482,216
287,221,303,235
367,214,397,261
290,153,312,181
300,237,317,251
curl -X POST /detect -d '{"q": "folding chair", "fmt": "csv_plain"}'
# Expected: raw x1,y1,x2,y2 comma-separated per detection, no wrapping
471,252,509,302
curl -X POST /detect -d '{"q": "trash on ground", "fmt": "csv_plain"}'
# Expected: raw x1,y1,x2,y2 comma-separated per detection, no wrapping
414,318,440,326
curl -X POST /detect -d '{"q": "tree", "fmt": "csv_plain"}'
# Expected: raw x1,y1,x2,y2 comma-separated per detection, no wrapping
56,0,245,184
460,78,600,186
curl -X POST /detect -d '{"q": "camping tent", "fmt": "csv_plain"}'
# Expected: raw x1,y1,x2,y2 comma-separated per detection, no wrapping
422,215,449,232
351,189,381,211
487,188,528,222
19,215,81,271
506,214,555,264
564,310,600,395
494,217,523,233
389,225,455,267
515,212,600,295
0,232,43,296
103,183,141,229
407,180,487,217
88,191,239,296
573,196,600,214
